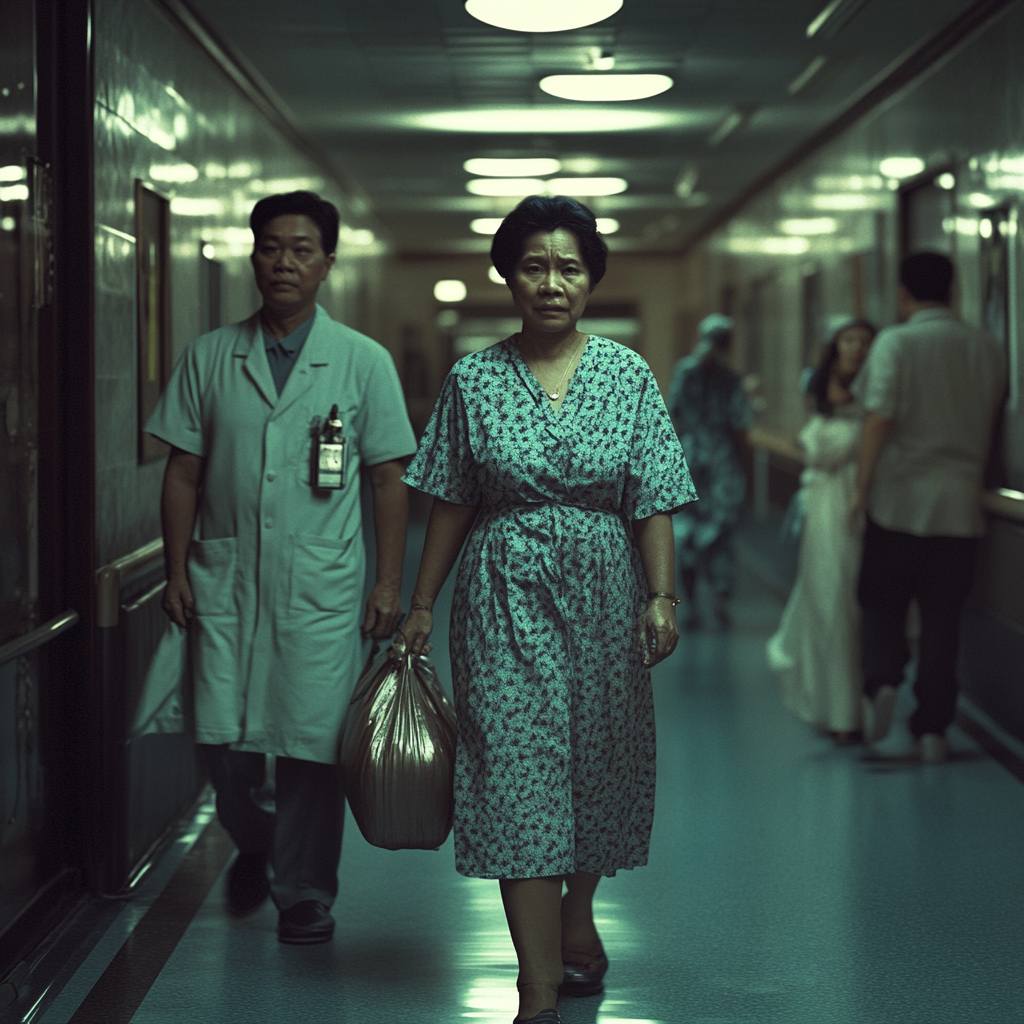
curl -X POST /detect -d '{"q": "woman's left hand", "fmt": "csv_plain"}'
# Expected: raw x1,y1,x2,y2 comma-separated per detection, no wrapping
638,597,679,667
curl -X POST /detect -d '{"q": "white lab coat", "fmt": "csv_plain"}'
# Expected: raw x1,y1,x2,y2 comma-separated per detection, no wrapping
145,305,416,763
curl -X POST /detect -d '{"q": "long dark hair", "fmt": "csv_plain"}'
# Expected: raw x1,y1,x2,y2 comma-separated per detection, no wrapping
807,318,876,416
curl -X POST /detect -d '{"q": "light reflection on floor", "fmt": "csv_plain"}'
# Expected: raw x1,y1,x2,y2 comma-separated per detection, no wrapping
34,544,1024,1024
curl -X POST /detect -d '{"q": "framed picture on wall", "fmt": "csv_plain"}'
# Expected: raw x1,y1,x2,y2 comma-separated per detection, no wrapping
136,181,172,463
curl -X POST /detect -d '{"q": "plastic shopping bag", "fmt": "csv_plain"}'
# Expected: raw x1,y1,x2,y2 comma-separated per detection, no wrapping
338,644,457,851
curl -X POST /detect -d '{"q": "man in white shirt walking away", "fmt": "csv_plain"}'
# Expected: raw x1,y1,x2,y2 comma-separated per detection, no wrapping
849,252,1006,762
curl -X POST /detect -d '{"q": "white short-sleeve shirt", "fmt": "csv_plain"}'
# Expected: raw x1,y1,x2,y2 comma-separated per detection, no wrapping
852,308,1006,537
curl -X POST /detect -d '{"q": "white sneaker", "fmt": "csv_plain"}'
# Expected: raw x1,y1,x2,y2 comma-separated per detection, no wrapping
864,685,898,743
918,733,949,764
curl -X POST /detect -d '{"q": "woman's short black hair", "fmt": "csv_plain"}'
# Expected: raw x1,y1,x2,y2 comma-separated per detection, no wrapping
490,195,609,287
250,191,340,255
900,251,954,303
807,317,876,416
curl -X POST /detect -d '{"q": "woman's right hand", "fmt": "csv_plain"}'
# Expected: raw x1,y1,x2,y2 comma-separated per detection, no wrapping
398,606,434,657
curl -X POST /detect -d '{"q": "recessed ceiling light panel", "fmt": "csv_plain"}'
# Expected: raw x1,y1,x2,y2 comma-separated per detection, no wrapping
595,218,620,234
467,178,546,196
410,109,687,133
464,158,561,177
547,177,627,196
465,0,622,33
471,218,506,234
539,74,673,102
878,157,925,178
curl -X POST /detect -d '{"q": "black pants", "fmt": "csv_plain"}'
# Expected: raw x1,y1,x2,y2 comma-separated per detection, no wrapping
857,518,978,738
199,745,344,910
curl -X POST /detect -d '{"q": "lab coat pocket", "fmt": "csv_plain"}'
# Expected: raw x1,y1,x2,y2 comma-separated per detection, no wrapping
188,537,239,616
290,533,359,613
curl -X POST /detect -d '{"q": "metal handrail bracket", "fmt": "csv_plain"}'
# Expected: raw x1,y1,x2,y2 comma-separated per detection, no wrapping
0,610,80,667
96,538,164,628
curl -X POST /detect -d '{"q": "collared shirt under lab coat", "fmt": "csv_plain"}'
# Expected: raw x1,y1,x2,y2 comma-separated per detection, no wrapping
145,305,416,763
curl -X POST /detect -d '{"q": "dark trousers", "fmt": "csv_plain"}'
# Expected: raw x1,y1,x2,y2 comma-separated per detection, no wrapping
199,744,344,910
857,518,978,737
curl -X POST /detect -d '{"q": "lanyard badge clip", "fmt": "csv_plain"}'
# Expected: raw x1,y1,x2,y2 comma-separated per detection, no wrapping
315,403,348,490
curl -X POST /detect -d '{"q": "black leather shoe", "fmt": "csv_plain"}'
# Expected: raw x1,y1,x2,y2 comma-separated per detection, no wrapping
514,1012,561,1024
277,900,335,944
225,851,270,917
560,950,608,997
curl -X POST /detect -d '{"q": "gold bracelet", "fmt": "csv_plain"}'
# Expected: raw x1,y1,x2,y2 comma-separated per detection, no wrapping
648,591,682,606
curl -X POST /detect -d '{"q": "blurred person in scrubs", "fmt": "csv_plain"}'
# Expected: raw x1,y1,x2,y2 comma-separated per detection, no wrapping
146,191,416,944
668,314,752,627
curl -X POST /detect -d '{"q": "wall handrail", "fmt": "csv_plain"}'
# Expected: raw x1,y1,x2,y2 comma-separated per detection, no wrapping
748,428,1024,525
96,539,164,628
0,610,80,667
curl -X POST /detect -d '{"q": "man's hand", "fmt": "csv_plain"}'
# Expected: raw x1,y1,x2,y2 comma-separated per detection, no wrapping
361,582,403,639
162,573,195,627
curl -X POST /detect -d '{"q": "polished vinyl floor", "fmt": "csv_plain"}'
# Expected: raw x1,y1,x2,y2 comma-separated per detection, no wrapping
24,530,1024,1024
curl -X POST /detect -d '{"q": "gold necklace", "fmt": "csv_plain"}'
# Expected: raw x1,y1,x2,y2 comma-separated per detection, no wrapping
526,333,584,401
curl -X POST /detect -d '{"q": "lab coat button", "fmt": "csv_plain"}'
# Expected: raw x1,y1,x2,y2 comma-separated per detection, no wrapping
264,517,274,528
266,472,276,482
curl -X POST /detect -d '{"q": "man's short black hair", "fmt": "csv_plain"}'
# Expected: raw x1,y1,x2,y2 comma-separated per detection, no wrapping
250,191,340,255
900,251,954,304
490,195,609,287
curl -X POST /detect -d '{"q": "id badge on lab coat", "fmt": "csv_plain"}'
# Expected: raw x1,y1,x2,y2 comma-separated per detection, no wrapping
316,404,348,490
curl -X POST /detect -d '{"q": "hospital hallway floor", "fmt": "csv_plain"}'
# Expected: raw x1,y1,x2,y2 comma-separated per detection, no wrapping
8,524,1024,1024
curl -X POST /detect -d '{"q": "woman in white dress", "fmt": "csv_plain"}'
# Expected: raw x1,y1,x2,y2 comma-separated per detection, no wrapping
767,319,876,744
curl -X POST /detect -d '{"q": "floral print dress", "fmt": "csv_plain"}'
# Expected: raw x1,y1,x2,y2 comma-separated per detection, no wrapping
403,336,696,879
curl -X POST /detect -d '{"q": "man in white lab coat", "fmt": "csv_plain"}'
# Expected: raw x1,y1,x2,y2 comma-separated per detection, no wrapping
146,191,416,943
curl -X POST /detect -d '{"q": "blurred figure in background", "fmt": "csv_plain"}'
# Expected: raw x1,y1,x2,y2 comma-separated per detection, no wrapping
668,314,753,627
767,318,876,744
850,253,1006,763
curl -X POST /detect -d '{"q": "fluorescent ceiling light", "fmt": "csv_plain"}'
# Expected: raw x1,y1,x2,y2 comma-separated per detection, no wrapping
539,74,673,102
935,173,956,190
812,174,884,191
968,192,997,208
810,193,886,210
471,218,506,234
595,218,620,234
708,109,749,148
0,165,25,182
787,56,827,96
488,266,505,284
464,158,561,177
548,177,627,196
878,157,925,178
467,178,546,196
408,109,691,133
465,0,622,33
943,216,979,236
434,280,467,303
149,162,199,183
726,237,811,255
0,184,29,202
779,217,838,235
806,0,871,39
339,226,376,246
170,197,226,216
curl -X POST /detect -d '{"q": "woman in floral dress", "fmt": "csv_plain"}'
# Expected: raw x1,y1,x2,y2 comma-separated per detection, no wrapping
400,196,695,1024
